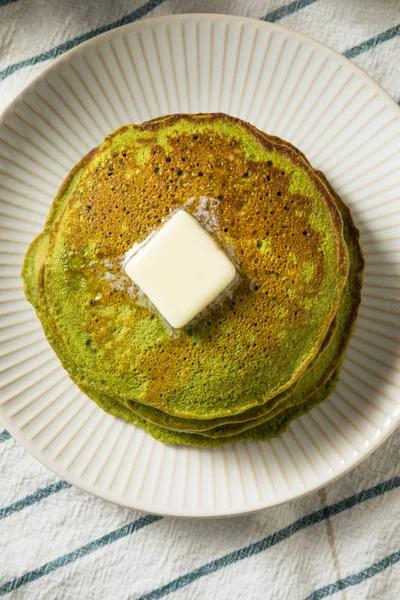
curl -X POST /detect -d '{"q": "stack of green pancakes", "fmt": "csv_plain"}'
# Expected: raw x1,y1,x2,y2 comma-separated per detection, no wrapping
23,114,364,447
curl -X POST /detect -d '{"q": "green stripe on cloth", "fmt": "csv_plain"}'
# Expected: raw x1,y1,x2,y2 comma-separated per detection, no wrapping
0,0,165,81
1,3,397,83
0,477,397,597
0,0,318,83
343,24,400,59
138,477,400,600
261,0,319,23
0,430,11,443
0,480,71,520
0,0,20,7
304,550,400,600
0,514,163,597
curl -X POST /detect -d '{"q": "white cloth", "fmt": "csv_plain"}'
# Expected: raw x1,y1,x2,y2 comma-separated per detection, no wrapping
1,1,399,599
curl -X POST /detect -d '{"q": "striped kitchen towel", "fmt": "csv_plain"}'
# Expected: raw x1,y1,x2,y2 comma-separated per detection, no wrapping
1,1,399,598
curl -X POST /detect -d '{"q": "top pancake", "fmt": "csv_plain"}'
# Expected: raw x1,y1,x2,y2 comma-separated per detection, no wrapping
24,114,348,420
31,169,361,445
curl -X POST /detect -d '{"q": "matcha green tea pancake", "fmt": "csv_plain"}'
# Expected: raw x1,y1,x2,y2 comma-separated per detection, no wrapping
22,113,363,447
24,114,349,428
24,160,339,435
26,164,361,445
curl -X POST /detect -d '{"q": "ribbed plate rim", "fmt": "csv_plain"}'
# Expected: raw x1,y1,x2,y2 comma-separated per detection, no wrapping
0,13,399,517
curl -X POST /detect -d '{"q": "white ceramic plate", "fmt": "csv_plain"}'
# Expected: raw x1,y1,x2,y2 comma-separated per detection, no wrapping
1,14,399,517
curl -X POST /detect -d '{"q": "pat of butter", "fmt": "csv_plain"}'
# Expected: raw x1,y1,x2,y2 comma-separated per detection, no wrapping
124,210,236,328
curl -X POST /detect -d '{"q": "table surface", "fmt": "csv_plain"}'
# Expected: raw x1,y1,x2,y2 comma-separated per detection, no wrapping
0,1,399,599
